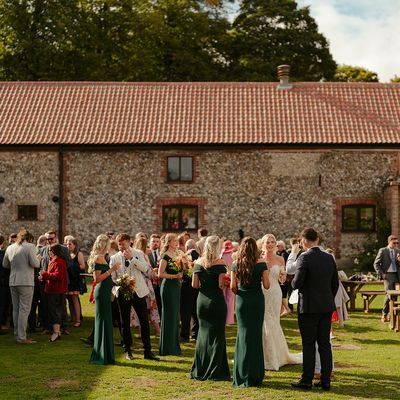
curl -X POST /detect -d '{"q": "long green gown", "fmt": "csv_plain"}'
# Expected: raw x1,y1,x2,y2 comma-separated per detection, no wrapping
232,262,267,387
159,254,181,356
90,263,115,365
190,263,230,381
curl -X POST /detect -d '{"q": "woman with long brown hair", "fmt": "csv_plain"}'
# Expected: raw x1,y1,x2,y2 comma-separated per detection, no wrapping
231,237,270,387
65,238,85,327
158,233,183,356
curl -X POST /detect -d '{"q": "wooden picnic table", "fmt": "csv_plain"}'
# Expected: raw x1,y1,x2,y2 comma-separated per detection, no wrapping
341,280,384,311
386,289,400,330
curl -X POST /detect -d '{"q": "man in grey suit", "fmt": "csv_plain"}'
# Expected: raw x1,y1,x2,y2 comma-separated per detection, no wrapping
2,229,40,344
374,235,400,322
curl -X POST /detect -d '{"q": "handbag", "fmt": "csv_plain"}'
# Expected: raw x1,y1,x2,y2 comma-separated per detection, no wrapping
80,275,88,294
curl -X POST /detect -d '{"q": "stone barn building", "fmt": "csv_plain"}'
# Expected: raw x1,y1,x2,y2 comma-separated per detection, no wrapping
0,81,399,264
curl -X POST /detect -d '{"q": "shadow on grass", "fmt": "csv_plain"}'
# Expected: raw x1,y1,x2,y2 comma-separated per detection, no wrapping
329,370,400,399
353,338,400,345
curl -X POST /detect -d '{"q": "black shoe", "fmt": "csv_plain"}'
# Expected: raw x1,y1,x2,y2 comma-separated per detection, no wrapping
144,351,160,361
125,351,134,361
80,337,93,346
291,380,312,390
314,381,331,391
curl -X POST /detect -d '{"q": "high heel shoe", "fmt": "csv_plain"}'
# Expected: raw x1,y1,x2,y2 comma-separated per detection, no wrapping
73,322,81,328
49,333,61,342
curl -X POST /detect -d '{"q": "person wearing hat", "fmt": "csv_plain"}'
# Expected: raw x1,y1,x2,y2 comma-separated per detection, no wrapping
222,240,235,325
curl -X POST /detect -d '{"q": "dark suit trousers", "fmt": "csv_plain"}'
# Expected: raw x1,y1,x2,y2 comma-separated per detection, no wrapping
118,293,151,354
298,312,333,385
383,272,399,315
153,282,162,319
180,282,198,339
28,284,41,329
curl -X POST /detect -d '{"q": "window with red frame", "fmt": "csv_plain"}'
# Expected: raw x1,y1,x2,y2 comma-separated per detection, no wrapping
162,205,198,231
342,205,376,232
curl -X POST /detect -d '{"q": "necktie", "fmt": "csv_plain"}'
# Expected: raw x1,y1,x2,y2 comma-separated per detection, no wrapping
153,251,158,263
125,259,130,268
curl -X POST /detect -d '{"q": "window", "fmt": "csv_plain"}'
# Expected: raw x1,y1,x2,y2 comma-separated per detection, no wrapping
17,205,38,221
167,156,193,182
342,205,376,232
162,205,198,231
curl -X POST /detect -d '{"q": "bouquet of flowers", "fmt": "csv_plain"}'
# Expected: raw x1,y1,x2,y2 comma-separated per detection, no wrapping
116,273,136,301
176,254,193,278
167,258,182,273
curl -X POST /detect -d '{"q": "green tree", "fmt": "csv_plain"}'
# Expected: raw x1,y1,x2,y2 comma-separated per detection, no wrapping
148,0,231,81
333,65,379,82
390,75,400,83
0,0,84,80
227,0,337,81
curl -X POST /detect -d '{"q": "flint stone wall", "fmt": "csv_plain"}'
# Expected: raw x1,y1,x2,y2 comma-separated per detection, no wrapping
0,149,397,262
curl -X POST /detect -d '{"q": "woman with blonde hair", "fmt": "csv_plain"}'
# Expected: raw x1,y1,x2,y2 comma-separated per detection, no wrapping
231,237,270,387
158,233,183,356
261,233,302,371
88,234,121,365
190,235,230,381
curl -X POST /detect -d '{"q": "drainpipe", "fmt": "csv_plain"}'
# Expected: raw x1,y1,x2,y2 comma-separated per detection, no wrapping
58,147,64,240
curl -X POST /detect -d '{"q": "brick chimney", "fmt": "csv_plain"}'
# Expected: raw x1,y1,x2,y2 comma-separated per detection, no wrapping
277,64,292,90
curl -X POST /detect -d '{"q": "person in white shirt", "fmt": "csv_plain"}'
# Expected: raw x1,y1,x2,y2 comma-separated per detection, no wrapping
110,233,159,361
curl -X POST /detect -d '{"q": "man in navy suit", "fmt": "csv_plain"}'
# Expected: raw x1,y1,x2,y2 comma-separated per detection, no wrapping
291,228,339,391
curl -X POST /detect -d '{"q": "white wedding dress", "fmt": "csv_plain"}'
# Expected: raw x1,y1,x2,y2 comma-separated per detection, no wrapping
262,265,302,370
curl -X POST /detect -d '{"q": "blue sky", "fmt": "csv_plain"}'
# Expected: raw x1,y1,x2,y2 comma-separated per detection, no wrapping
297,0,400,81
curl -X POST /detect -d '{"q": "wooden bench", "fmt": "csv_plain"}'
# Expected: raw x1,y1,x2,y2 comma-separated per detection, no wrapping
360,290,386,313
393,306,400,332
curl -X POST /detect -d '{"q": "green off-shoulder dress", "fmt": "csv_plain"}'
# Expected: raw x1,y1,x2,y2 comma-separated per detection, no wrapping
190,263,230,381
159,254,181,356
90,263,115,365
232,262,267,387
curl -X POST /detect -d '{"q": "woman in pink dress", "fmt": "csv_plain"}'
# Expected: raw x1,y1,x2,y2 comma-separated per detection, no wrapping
221,240,236,325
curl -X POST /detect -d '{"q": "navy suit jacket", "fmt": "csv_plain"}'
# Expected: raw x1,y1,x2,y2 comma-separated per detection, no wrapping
292,247,339,314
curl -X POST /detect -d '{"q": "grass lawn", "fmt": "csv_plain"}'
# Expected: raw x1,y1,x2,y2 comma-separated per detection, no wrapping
0,285,399,400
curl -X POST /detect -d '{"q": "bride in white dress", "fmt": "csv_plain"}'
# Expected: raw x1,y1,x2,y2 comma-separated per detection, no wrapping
261,234,302,371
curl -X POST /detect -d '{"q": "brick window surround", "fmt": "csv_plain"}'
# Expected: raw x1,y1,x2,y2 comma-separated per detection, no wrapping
161,155,199,183
334,197,377,258
154,197,207,232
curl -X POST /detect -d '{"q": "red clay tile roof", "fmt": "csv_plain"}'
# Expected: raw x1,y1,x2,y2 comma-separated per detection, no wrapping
0,81,399,145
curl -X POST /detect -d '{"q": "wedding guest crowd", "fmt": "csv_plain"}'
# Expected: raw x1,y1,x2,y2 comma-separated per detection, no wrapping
3,223,376,392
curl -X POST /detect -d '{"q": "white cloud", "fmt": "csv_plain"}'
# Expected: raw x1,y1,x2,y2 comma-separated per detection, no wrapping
298,0,400,81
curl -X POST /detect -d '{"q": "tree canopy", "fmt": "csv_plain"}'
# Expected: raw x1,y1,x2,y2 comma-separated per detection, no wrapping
0,0,337,82
333,65,379,82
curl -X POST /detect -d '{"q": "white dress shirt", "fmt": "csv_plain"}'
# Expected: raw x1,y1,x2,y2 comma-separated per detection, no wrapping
110,247,150,298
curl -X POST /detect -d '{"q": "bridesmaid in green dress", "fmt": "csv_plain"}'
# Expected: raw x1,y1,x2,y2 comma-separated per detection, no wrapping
190,235,230,381
89,234,121,365
158,233,183,356
231,237,270,387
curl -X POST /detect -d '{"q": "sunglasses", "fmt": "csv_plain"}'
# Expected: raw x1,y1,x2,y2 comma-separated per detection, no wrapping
47,237,56,242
